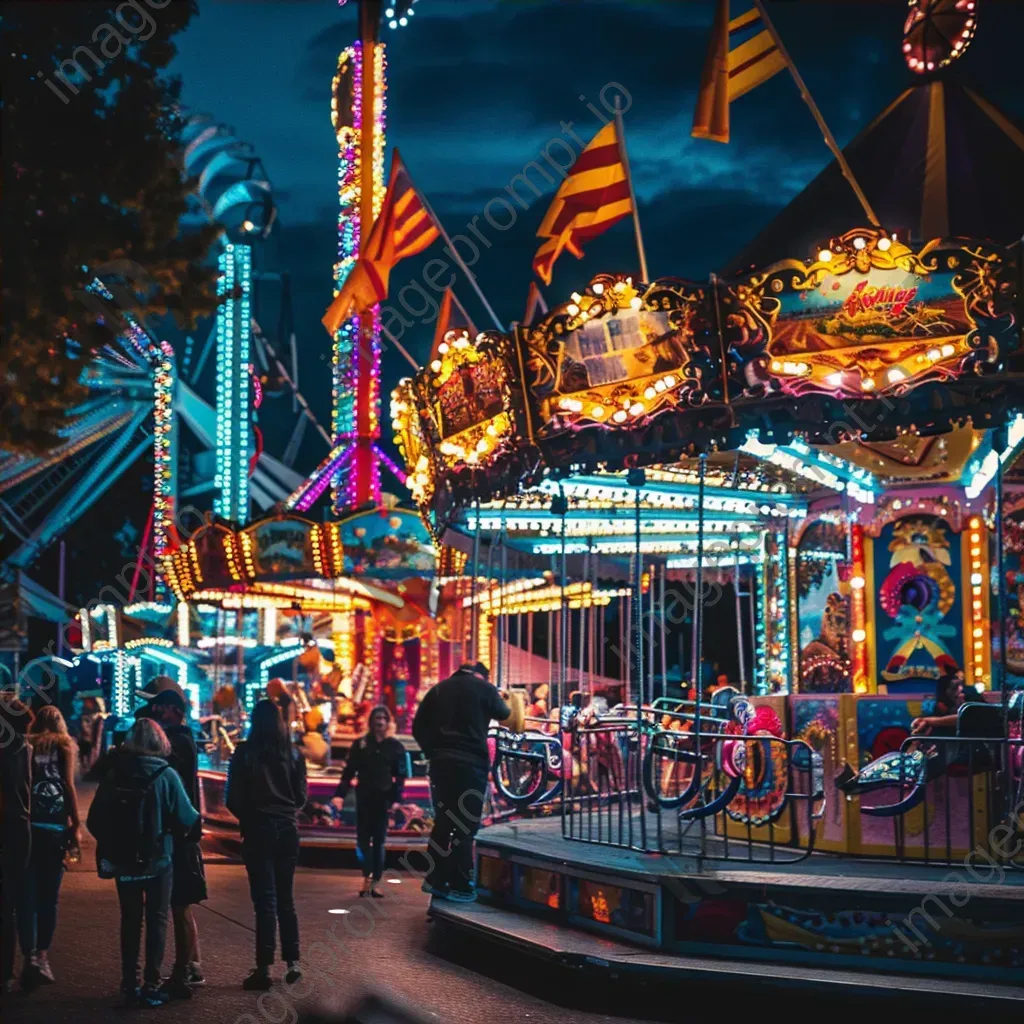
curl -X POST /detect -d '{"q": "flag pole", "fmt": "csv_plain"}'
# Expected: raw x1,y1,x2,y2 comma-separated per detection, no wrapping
414,188,506,333
613,99,649,283
378,319,421,371
752,0,880,228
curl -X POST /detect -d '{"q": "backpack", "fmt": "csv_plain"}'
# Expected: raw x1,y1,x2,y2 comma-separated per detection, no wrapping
30,748,68,828
99,763,168,877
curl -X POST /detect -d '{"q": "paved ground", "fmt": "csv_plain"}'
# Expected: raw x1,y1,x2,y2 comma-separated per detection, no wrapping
2,817,640,1024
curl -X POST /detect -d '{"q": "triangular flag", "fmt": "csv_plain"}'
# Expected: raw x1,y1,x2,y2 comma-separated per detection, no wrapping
322,149,440,335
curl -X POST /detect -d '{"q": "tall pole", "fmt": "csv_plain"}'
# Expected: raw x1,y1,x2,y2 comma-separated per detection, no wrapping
994,430,1009,743
693,453,707,742
631,469,646,850
332,0,386,511
355,0,382,506
613,100,649,283
752,0,880,228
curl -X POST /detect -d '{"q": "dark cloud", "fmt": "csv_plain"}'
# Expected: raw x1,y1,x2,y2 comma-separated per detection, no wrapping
172,0,1024,473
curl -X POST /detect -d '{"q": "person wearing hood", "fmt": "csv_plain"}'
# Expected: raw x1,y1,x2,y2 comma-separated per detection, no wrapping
412,662,523,902
87,718,200,1007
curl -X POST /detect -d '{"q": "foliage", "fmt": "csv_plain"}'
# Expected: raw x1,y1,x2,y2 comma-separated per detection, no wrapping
1,2,219,455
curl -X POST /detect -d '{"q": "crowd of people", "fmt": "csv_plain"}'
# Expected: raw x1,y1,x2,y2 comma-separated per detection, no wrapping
0,660,523,1006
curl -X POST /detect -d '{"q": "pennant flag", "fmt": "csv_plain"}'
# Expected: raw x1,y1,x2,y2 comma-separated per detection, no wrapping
322,149,440,335
430,288,478,360
523,281,549,326
532,121,632,286
691,1,787,144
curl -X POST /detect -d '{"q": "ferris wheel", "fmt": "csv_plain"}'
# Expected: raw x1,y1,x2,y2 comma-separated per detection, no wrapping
0,117,327,583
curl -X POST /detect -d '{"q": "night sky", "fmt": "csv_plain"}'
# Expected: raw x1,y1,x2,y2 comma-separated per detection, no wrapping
30,0,1024,607
169,0,1024,475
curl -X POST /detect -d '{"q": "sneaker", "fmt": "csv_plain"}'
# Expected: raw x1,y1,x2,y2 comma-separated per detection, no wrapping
34,953,55,985
421,880,448,898
121,985,141,1007
370,886,385,899
138,983,170,1007
358,876,373,897
242,968,273,992
159,977,192,1000
284,964,303,986
185,963,205,987
446,888,478,904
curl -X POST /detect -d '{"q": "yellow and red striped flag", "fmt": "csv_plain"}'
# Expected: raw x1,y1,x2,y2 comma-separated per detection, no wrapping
322,148,440,335
691,1,787,144
532,121,632,286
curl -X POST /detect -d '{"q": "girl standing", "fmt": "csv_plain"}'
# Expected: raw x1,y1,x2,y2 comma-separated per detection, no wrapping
331,706,408,897
21,706,82,989
225,699,307,991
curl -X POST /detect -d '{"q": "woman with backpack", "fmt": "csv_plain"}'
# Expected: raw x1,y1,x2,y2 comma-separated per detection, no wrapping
20,706,82,989
225,698,307,991
87,717,199,1007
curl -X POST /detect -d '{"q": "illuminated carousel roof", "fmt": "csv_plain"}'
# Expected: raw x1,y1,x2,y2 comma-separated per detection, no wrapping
726,81,1024,274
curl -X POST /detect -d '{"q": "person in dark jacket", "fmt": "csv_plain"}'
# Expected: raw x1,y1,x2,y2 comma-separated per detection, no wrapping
87,718,200,1007
225,699,307,991
1,694,33,994
411,663,522,902
147,687,206,997
330,705,408,897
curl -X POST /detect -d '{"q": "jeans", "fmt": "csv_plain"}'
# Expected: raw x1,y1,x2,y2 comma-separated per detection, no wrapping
426,761,489,894
1,836,30,983
355,796,389,880
241,817,300,968
20,828,66,953
116,868,172,988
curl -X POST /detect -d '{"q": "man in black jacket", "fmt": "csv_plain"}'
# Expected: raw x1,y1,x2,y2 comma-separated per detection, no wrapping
411,663,520,902
147,685,206,997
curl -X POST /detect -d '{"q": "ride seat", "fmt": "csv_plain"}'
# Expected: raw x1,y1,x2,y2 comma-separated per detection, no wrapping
956,701,1005,738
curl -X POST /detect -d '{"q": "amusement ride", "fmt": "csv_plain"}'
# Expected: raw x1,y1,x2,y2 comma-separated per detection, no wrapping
2,0,1024,993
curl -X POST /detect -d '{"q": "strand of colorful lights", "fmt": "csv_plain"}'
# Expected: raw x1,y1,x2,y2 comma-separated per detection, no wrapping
214,243,253,522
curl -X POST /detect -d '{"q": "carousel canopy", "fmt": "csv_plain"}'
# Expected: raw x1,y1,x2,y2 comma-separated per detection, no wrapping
726,80,1024,274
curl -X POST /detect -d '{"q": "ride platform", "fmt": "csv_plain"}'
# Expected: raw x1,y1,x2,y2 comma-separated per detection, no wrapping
428,817,1024,1001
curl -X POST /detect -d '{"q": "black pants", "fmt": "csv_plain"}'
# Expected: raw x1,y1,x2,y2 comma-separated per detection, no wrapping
241,818,300,968
1,836,30,983
20,828,66,953
116,868,172,988
426,761,489,894
355,796,390,880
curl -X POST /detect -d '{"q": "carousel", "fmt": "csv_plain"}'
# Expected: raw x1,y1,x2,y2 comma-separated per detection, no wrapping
387,18,1024,979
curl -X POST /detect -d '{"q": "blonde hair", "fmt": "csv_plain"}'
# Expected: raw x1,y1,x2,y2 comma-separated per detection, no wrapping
29,705,77,761
122,717,171,758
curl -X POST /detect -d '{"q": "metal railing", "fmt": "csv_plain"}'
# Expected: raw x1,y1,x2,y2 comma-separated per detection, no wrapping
852,731,1024,867
488,701,1024,869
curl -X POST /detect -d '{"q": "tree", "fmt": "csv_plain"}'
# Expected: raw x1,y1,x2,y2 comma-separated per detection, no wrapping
1,1,220,455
